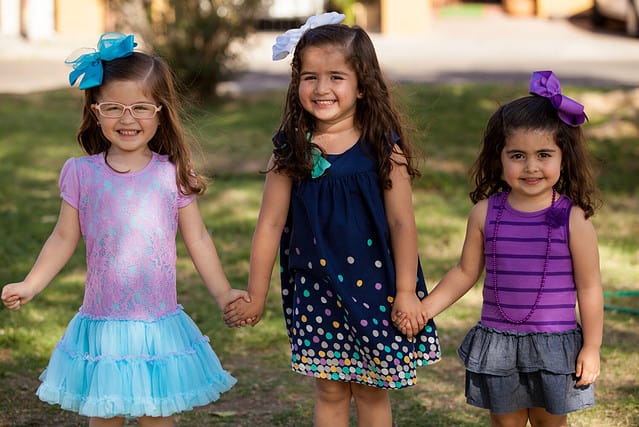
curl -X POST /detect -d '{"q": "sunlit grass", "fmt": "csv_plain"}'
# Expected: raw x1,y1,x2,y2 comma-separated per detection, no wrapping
1,84,637,426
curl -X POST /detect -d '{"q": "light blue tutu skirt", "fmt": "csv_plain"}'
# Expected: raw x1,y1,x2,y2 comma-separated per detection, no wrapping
36,307,236,418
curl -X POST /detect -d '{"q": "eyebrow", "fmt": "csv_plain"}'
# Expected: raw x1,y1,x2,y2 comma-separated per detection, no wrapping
300,70,350,76
504,147,558,154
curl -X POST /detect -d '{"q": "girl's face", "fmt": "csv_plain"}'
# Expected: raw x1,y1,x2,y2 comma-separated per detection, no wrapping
91,79,160,157
500,128,562,209
298,45,361,131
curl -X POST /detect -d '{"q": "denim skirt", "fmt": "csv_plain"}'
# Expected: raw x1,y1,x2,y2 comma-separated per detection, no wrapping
457,323,595,415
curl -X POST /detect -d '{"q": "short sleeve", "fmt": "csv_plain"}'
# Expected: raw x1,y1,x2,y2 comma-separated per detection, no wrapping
177,190,196,209
59,158,80,209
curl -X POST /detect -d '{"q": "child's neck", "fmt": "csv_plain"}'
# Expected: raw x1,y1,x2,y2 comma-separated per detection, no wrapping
312,125,361,155
506,188,556,213
105,147,153,173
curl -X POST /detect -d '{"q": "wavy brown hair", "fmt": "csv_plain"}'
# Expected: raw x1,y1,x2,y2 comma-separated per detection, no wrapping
272,24,420,189
469,95,601,218
77,52,206,195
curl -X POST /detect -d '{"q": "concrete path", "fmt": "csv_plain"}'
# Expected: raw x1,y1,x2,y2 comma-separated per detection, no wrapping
1,5,639,95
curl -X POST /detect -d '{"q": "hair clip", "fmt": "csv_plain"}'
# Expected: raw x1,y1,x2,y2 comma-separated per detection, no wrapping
272,11,345,61
529,70,587,126
65,32,137,90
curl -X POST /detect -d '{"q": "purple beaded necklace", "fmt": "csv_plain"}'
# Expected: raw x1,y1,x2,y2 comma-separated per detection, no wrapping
492,188,556,324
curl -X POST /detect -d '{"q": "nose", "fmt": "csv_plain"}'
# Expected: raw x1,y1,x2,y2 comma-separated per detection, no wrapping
314,76,330,94
119,107,136,122
524,158,539,172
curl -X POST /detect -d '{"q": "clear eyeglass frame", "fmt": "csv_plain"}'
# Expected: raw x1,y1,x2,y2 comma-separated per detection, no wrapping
93,102,162,119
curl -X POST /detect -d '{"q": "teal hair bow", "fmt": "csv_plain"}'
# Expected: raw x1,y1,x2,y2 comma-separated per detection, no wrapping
65,32,137,90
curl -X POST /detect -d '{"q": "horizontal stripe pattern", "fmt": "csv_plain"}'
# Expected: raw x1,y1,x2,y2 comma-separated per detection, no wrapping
481,193,577,333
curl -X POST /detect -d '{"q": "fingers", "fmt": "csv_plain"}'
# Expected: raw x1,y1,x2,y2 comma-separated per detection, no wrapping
575,374,598,387
227,316,259,328
575,369,599,387
575,359,582,378
2,296,21,311
225,317,250,328
224,313,245,327
574,359,600,387
406,319,420,338
405,326,414,340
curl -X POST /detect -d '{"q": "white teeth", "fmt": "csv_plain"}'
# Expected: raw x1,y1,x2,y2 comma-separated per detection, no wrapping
119,130,139,136
315,100,335,105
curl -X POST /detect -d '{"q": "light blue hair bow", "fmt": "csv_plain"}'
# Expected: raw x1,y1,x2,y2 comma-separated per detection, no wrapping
65,32,137,89
272,12,345,61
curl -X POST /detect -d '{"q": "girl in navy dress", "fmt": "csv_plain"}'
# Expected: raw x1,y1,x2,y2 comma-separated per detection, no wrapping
224,12,441,427
397,71,604,427
1,33,248,427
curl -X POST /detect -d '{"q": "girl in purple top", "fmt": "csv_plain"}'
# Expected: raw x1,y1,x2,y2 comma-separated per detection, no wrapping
397,71,603,427
1,33,248,427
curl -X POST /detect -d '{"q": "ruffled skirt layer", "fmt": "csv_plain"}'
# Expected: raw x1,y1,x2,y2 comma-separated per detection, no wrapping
36,308,236,418
457,324,594,415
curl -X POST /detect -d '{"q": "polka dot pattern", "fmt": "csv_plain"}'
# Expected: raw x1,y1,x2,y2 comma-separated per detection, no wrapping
278,140,441,389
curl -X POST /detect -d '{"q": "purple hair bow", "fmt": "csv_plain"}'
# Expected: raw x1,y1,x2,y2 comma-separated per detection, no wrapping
529,70,587,126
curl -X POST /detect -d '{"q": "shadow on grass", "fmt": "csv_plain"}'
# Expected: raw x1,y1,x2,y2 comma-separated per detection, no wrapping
1,84,638,426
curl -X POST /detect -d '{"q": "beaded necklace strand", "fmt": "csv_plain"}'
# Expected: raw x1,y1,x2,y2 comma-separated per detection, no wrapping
492,188,556,324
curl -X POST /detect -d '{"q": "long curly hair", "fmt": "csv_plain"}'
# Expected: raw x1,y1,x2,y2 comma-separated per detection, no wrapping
272,24,419,189
469,95,601,218
77,52,206,195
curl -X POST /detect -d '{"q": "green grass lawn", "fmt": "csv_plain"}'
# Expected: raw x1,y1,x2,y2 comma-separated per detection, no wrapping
0,83,637,426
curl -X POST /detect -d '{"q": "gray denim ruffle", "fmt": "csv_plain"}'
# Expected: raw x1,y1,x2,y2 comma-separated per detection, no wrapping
457,323,595,415
458,323,584,376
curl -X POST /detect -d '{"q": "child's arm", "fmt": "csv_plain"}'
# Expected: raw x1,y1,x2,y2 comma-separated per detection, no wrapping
385,149,425,338
178,199,250,311
393,200,487,334
2,201,80,310
223,158,292,327
569,207,603,387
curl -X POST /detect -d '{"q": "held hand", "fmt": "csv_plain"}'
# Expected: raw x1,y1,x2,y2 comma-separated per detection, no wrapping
575,345,601,387
392,310,428,339
217,288,252,310
1,282,35,311
223,297,264,328
217,289,256,327
391,291,426,340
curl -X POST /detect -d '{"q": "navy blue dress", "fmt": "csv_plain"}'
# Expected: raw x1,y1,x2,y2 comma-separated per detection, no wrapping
279,139,441,389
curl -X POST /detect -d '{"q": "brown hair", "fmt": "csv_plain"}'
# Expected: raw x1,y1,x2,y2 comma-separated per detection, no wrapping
77,52,206,195
273,24,419,189
470,95,601,217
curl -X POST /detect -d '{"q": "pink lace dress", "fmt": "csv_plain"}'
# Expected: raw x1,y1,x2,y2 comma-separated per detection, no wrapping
36,152,235,418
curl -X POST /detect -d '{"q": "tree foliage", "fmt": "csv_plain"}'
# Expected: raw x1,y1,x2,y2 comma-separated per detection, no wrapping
109,0,264,101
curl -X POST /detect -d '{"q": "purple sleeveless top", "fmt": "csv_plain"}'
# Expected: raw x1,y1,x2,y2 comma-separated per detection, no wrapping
480,192,577,333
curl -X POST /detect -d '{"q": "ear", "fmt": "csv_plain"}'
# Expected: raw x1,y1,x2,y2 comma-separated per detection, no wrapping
90,104,101,123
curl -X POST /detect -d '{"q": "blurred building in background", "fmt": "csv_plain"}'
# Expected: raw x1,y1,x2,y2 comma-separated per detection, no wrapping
0,0,597,42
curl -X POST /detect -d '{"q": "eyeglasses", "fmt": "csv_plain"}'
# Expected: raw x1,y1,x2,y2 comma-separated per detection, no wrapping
93,102,162,119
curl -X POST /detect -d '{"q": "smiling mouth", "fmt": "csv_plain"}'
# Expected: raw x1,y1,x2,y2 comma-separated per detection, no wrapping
314,100,336,105
118,130,140,136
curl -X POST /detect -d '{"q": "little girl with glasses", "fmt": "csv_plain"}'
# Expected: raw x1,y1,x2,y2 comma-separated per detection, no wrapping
396,71,604,427
1,32,248,427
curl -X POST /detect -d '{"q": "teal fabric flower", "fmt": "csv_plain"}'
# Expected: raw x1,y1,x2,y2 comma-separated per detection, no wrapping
311,147,331,178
